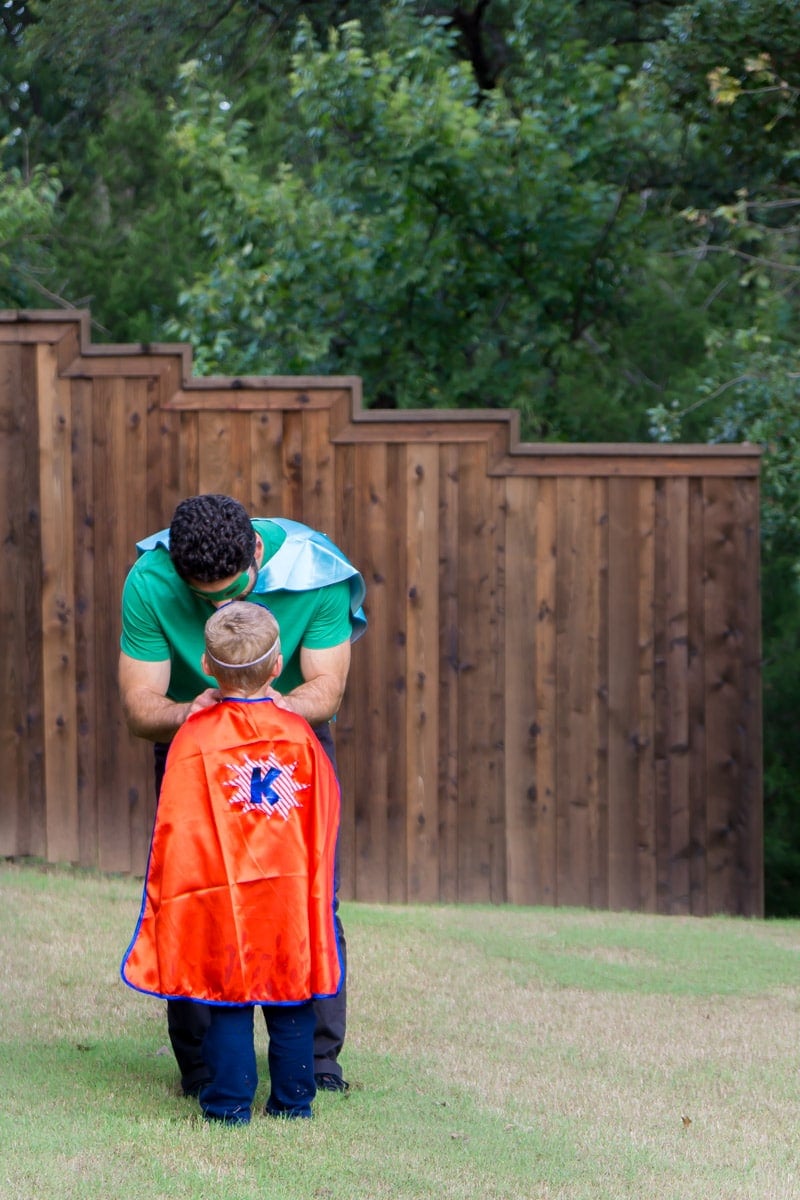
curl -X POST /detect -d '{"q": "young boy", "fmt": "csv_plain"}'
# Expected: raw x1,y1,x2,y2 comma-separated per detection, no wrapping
121,602,343,1124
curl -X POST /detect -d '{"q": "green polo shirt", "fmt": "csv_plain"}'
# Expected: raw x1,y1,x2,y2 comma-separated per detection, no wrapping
120,519,353,701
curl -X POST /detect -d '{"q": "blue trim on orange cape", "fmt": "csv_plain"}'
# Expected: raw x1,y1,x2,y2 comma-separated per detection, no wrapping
137,517,366,641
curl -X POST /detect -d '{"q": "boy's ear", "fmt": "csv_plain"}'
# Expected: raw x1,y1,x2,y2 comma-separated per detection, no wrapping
201,651,212,677
271,652,283,682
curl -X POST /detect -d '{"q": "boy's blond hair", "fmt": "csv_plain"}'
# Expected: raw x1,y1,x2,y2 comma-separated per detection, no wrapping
204,602,281,693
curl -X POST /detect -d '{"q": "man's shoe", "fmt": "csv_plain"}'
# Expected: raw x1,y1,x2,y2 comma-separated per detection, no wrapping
182,1075,212,1098
314,1072,349,1093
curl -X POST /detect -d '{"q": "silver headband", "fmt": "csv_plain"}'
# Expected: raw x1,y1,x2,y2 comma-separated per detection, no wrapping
205,635,279,670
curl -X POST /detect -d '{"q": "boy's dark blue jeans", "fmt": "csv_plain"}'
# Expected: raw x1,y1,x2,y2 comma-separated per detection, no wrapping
200,1002,316,1123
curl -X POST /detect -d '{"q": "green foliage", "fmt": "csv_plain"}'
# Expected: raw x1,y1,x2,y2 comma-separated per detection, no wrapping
48,88,212,339
166,10,681,436
0,157,60,304
710,363,800,918
759,562,800,917
655,0,800,200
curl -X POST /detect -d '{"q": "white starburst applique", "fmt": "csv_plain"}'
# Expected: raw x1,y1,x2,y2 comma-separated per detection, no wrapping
225,753,308,820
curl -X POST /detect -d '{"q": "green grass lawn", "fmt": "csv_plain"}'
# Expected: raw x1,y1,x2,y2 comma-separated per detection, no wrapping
2,860,799,1200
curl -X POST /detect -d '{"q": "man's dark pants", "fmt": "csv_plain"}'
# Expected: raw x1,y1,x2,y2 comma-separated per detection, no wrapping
154,721,347,1094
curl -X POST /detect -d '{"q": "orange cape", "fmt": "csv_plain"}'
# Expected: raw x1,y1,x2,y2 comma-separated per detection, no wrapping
121,699,342,1005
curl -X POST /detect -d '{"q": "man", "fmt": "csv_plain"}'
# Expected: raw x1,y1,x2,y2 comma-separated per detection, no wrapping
119,493,366,1096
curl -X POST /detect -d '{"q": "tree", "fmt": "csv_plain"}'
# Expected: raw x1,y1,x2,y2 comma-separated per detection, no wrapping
0,160,59,305
643,8,800,913
166,6,703,438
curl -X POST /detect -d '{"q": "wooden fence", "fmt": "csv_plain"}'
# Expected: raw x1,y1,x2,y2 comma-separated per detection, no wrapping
0,309,763,914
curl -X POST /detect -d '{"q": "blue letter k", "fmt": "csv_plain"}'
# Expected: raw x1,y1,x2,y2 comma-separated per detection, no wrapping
250,765,281,808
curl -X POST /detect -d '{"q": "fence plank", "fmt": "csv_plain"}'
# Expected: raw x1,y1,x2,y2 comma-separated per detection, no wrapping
456,442,506,902
438,445,461,902
504,476,539,906
663,479,691,914
608,479,645,910
652,481,672,912
385,444,408,902
231,412,254,503
593,477,610,909
334,443,358,901
178,410,199,501
37,344,79,864
687,479,708,914
0,343,27,856
533,477,559,905
71,376,98,867
150,398,181,530
405,444,441,902
93,377,135,872
635,480,657,912
488,469,507,902
301,410,336,537
352,442,390,900
167,384,353,411
249,409,285,518
123,379,155,873
21,345,46,856
195,410,247,498
282,411,304,521
556,477,605,907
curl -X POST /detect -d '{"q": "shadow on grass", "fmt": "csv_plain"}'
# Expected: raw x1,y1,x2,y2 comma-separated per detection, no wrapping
1,1034,188,1117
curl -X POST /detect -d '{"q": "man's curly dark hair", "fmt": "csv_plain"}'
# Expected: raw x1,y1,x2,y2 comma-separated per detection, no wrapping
169,494,256,582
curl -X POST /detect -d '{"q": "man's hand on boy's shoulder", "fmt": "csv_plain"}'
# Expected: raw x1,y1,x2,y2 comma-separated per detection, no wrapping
266,687,295,713
187,688,221,719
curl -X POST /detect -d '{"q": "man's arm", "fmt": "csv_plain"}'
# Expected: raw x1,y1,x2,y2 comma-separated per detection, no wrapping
268,640,351,725
119,652,218,741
